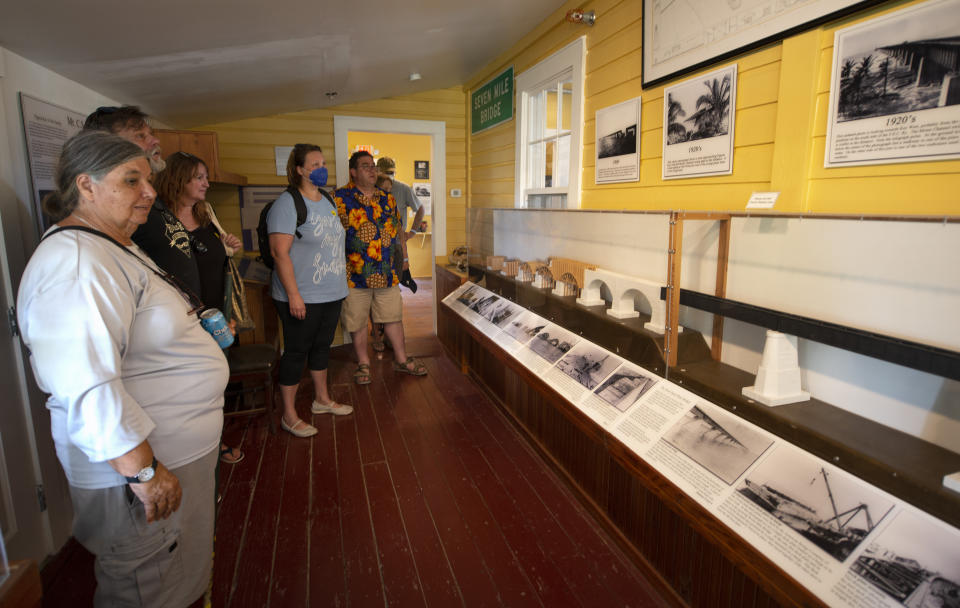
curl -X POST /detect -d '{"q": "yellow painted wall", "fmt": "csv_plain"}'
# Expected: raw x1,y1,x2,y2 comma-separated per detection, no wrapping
192,86,466,253
347,131,432,187
465,0,960,216
347,130,434,277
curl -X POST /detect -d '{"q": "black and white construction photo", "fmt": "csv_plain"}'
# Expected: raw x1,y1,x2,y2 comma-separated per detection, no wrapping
412,182,432,215
482,298,521,328
662,64,737,179
738,448,895,563
456,285,482,307
469,293,501,318
596,97,641,183
662,404,772,485
593,365,658,412
826,0,960,166
527,324,580,364
850,510,960,605
503,311,546,344
555,343,621,391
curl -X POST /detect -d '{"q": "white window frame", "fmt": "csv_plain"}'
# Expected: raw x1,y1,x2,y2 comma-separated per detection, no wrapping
514,36,586,209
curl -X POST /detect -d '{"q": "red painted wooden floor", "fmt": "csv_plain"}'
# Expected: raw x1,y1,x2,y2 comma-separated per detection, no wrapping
41,279,673,607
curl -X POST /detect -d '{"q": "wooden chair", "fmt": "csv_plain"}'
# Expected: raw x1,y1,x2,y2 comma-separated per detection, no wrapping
224,340,280,434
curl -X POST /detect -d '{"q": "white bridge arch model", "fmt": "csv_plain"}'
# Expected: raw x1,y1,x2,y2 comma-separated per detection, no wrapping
486,255,680,335
575,268,681,335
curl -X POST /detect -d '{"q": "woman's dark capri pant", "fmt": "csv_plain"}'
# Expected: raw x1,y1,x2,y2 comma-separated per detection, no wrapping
274,299,343,385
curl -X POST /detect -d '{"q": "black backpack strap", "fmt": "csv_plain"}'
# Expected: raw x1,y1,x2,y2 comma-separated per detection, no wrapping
285,186,307,239
317,187,337,207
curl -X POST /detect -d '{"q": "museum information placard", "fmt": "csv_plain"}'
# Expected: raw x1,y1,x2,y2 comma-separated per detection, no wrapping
825,0,960,167
596,97,641,184
662,65,737,179
19,93,85,234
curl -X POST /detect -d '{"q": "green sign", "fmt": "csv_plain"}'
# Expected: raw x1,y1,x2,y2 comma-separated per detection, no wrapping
471,67,513,134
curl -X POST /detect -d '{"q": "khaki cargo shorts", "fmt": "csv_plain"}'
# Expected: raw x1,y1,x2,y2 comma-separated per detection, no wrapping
341,286,403,332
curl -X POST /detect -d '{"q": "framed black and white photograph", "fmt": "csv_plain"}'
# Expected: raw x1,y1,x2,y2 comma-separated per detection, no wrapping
503,311,547,345
642,0,884,88
527,324,580,364
595,97,641,184
663,403,773,485
555,344,622,391
412,182,432,216
662,65,737,179
850,510,960,604
593,365,659,412
414,160,429,179
738,447,895,563
825,0,960,167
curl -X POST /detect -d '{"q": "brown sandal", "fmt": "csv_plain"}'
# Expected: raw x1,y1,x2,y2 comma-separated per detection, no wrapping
393,357,427,376
354,363,372,385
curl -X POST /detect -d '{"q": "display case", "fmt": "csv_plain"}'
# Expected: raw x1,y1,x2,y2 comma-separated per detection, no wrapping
436,208,960,607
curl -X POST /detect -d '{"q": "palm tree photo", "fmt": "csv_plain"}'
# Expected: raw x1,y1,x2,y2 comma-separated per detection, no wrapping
684,75,731,140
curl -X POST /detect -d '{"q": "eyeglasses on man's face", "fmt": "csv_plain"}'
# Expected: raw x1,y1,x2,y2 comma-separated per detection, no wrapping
356,163,377,170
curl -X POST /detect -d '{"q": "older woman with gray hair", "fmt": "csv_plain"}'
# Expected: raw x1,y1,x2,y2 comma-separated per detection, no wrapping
17,130,228,607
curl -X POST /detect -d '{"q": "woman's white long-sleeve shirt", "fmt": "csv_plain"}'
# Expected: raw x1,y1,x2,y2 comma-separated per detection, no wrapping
17,229,229,489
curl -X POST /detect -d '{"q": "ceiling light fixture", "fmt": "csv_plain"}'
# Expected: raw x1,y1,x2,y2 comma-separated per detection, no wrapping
409,72,422,82
325,91,338,100
565,9,596,26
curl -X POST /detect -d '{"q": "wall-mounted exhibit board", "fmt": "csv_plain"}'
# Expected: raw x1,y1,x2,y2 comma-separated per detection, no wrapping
443,280,960,608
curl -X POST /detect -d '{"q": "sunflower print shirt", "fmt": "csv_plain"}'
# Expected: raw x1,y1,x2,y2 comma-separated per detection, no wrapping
334,181,401,289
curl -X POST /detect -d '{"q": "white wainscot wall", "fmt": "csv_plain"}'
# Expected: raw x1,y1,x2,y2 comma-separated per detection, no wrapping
494,210,960,455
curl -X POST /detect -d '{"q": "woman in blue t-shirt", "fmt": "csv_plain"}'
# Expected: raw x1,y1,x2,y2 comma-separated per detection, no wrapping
267,144,352,437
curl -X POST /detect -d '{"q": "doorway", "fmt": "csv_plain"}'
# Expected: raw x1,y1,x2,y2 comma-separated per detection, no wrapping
345,131,433,278
333,116,446,332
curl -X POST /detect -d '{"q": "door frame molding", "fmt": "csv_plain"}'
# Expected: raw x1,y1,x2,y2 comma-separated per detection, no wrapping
334,115,445,333
333,115,446,256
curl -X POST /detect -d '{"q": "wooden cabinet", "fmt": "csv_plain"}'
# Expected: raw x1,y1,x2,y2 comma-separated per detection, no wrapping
237,280,278,347
154,129,247,185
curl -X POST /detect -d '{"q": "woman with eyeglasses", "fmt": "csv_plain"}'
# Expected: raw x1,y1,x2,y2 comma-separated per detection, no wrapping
17,130,228,607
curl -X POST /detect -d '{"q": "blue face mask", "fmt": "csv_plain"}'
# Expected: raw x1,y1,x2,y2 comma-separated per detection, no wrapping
308,166,328,187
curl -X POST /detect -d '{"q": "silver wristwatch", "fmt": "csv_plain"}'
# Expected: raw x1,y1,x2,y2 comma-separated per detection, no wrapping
124,457,158,484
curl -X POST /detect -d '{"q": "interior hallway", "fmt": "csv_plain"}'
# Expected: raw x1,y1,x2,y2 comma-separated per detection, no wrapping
41,278,673,607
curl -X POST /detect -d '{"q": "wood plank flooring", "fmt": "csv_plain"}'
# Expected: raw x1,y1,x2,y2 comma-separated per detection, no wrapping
42,279,673,607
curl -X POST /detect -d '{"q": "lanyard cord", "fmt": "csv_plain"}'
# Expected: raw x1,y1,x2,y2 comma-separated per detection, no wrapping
43,224,205,314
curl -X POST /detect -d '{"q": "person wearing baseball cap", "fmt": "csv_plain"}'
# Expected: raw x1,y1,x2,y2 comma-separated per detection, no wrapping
376,157,425,238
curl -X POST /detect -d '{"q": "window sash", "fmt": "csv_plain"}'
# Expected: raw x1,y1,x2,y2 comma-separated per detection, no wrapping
514,37,585,210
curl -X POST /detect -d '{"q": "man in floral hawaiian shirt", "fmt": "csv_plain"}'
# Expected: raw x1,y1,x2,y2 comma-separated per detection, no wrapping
335,151,428,384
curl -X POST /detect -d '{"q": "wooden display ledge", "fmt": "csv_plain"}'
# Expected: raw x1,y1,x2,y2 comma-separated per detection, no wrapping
435,264,960,607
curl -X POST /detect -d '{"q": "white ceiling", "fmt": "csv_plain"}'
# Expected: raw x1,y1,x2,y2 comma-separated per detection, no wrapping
0,0,568,127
